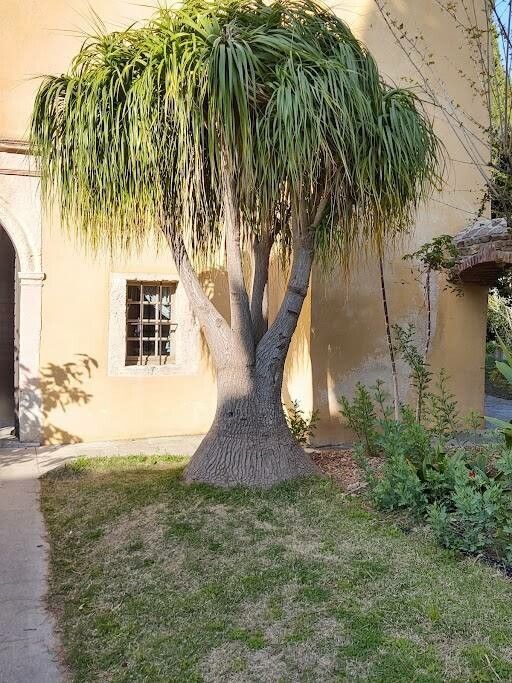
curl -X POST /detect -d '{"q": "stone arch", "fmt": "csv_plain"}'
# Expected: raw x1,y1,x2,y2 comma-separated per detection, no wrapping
453,218,512,285
0,195,40,273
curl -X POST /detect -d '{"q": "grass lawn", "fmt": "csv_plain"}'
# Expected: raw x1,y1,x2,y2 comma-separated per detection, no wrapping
41,456,512,682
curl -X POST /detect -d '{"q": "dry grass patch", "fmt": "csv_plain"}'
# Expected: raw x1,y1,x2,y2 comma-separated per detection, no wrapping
41,455,512,682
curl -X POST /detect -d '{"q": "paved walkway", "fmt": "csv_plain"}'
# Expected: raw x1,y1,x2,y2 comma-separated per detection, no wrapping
485,393,512,424
0,434,203,682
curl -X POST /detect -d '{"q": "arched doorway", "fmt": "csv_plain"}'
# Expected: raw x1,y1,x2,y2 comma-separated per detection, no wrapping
0,171,44,445
452,218,512,424
0,225,16,439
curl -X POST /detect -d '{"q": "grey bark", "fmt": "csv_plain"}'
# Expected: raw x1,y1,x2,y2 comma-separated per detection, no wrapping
165,188,325,488
185,363,318,487
250,235,272,343
223,170,254,361
165,230,230,367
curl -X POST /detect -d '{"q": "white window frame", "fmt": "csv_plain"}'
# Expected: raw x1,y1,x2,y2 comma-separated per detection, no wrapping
108,273,200,376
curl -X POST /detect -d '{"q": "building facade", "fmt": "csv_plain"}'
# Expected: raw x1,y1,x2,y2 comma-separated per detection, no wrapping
0,0,489,446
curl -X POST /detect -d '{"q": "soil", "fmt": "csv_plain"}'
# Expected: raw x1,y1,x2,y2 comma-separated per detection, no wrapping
310,448,383,493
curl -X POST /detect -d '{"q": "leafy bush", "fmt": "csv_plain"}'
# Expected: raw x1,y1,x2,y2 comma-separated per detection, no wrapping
339,383,379,456
284,400,319,446
341,371,512,565
428,451,512,563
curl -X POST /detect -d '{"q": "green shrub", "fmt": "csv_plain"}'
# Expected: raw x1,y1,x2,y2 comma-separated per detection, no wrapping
372,422,427,513
428,458,512,562
284,400,319,446
342,375,512,565
339,383,379,456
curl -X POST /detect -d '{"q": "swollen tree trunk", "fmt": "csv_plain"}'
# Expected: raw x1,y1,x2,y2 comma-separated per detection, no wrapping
184,235,319,488
185,362,317,487
166,188,323,488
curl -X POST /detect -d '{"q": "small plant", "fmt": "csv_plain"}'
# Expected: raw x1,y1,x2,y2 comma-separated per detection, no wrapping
403,234,459,274
428,454,512,563
339,383,379,456
284,400,319,446
427,369,459,437
371,420,428,514
342,367,512,565
393,323,433,423
464,410,482,431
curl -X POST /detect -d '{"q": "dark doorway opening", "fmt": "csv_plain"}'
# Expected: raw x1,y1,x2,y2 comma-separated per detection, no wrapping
0,225,15,439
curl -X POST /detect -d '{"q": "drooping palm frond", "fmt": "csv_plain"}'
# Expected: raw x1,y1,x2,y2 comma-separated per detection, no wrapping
31,0,441,265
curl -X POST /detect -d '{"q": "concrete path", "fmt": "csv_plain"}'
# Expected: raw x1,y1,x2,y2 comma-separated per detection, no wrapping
0,434,203,682
0,447,63,682
485,393,512,425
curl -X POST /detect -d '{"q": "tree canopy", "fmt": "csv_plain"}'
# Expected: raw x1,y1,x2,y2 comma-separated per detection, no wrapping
31,0,439,267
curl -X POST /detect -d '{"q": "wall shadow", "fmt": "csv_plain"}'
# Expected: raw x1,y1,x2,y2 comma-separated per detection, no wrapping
19,354,98,444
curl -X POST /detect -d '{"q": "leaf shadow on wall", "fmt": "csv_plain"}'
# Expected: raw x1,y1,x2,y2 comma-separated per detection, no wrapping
19,354,98,444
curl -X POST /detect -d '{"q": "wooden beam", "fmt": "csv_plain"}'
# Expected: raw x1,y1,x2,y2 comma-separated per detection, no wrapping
0,168,39,177
0,139,30,155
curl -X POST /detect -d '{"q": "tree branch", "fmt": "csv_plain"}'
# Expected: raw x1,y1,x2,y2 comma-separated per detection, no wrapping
256,235,313,381
222,165,255,361
256,181,332,377
165,229,231,366
250,233,273,343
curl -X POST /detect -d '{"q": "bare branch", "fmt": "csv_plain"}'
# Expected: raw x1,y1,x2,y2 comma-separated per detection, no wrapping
250,233,273,343
222,163,255,361
165,229,231,366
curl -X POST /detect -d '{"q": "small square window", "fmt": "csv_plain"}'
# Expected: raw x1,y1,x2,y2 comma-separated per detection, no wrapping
125,281,177,365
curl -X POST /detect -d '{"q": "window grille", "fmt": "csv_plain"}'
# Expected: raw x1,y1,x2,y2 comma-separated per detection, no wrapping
125,282,177,365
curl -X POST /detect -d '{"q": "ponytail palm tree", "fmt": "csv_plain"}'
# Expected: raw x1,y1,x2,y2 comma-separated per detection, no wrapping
31,0,440,487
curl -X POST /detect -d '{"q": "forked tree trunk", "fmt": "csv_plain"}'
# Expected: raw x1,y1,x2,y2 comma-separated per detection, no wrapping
166,188,324,488
185,363,318,488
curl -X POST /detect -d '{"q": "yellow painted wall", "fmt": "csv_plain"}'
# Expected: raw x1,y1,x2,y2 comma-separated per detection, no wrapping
39,230,218,443
0,0,489,444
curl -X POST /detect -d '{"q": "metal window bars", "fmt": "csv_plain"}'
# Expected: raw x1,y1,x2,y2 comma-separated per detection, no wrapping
125,281,178,366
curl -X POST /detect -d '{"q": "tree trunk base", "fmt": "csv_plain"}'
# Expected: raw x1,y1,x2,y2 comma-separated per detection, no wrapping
184,428,319,488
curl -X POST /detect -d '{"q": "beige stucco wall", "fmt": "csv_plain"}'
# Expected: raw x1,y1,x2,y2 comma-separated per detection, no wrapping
0,0,489,444
279,1,489,443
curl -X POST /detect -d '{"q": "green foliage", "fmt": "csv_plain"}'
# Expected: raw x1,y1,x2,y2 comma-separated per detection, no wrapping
426,369,459,437
487,291,512,347
371,420,428,513
284,400,318,445
428,460,512,563
30,0,440,266
342,369,512,565
486,335,512,446
403,234,458,273
392,323,432,422
339,383,379,456
360,407,512,563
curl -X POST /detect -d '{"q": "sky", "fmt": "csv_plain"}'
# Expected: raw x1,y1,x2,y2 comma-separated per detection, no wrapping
495,0,510,64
